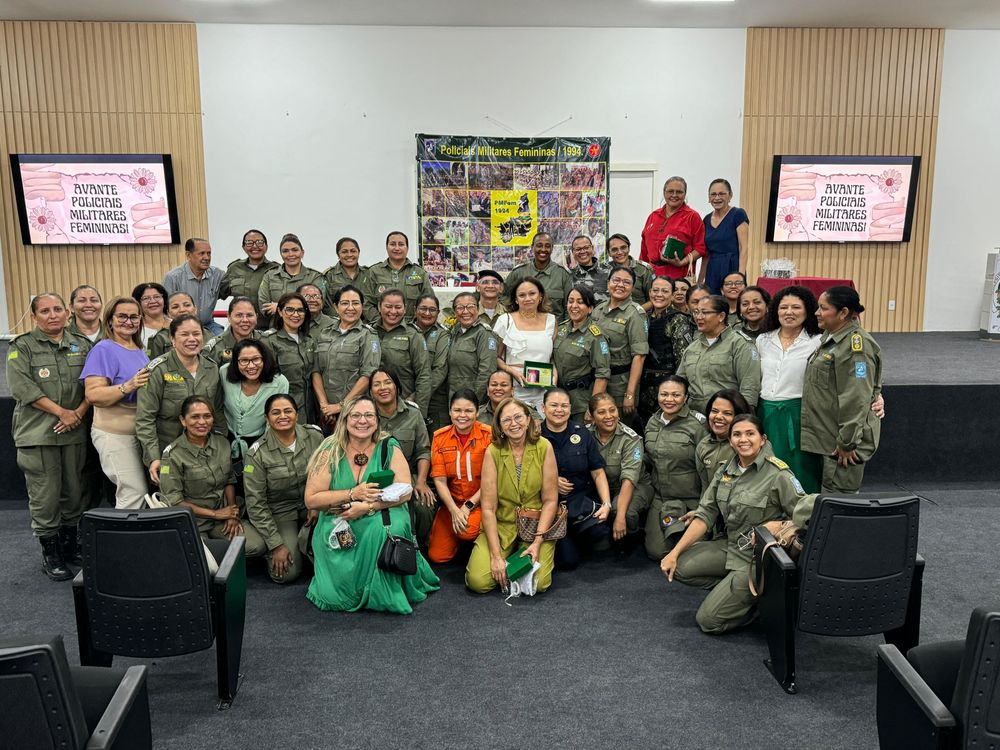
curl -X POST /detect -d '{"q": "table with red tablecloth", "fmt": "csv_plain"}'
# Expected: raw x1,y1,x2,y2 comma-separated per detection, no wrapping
754,276,856,298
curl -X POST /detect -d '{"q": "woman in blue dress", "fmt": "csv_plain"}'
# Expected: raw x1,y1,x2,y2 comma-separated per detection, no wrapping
304,395,439,614
701,179,749,294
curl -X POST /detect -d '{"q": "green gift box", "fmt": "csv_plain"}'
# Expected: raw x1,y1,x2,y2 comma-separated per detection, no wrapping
505,551,534,582
661,235,687,261
368,469,394,489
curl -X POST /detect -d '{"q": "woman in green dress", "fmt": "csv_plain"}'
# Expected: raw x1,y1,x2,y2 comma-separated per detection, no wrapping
304,395,438,614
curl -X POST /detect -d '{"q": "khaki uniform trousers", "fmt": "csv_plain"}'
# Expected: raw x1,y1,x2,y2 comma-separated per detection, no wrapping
244,512,305,584
674,539,756,635
18,444,87,537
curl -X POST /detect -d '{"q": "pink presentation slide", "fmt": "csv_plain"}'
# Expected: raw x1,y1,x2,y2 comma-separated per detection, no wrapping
770,161,914,242
16,159,175,244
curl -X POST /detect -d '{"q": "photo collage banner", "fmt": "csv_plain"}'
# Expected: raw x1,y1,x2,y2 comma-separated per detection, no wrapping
416,134,611,286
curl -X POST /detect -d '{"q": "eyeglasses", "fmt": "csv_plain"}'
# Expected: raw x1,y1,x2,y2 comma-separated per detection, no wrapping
232,313,256,321
140,296,161,303
499,413,527,427
347,412,377,421
114,314,142,323
302,293,323,301
709,192,730,199
237,356,263,366
283,307,306,315
665,189,685,196
609,278,633,286
243,239,266,248
454,304,478,313
339,301,362,308
722,281,745,288
416,307,439,314
479,279,501,286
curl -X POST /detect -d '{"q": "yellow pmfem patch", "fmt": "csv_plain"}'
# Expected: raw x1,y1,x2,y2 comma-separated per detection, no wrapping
851,333,863,352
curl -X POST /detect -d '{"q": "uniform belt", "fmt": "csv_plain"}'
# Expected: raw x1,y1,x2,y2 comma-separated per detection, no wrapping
609,364,632,376
562,375,595,391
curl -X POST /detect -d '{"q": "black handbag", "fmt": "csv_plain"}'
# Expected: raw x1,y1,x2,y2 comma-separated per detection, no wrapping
373,440,417,575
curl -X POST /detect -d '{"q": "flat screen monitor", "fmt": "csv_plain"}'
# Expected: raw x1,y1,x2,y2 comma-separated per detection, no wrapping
9,153,181,245
765,155,920,243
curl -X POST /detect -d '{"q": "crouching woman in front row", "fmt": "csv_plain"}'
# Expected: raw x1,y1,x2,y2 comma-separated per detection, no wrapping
659,414,808,635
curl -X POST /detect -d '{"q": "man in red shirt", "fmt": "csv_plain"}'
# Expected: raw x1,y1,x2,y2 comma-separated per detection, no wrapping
640,176,707,280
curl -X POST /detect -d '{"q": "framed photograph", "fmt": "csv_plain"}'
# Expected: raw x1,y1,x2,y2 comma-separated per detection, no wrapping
523,361,554,388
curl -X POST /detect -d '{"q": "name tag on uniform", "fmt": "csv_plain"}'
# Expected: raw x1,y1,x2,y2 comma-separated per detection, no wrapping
163,373,184,382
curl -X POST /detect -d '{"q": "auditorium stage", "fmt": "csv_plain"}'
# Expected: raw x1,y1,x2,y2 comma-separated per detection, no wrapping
0,332,997,505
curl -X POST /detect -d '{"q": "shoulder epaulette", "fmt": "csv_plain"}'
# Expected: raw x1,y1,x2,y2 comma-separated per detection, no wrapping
734,328,753,342
247,438,264,455
259,329,276,338
767,455,790,470
588,323,602,337
161,443,174,456
203,336,221,351
304,423,323,433
693,412,707,423
404,399,420,410
146,353,170,369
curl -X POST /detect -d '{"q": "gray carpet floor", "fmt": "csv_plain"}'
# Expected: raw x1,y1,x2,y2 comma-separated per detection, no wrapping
3,480,998,749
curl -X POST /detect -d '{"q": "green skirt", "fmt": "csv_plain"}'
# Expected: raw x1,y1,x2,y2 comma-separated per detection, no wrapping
757,398,821,494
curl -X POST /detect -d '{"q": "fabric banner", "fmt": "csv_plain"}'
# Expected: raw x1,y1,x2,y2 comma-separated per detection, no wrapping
416,135,610,285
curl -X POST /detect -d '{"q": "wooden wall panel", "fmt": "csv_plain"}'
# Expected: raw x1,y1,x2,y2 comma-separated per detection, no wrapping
0,21,207,332
740,28,943,332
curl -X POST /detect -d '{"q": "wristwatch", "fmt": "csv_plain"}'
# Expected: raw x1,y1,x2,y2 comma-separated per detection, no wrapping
463,500,476,510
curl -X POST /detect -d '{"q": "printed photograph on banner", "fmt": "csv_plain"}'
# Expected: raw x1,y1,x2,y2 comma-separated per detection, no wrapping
420,162,466,188
469,190,491,217
514,165,557,190
490,190,537,246
583,218,607,252
582,191,606,218
470,163,513,190
421,189,445,216
453,247,471,272
559,191,582,218
539,191,560,219
561,163,606,189
539,218,583,246
445,189,468,217
448,271,476,286
422,245,452,272
429,272,446,287
471,248,491,272
445,219,469,245
469,219,490,245
514,246,531,266
422,217,446,244
492,246,514,272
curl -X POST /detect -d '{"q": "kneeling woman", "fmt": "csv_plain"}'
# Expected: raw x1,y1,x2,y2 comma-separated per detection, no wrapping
160,396,264,554
660,414,805,634
243,394,324,583
540,388,613,569
466,398,559,594
304,395,439,614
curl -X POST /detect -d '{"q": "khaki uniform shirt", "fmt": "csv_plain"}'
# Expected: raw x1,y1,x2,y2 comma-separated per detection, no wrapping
800,321,883,455
362,260,433,322
447,321,497,402
135,350,227,465
552,318,612,386
643,406,708,506
589,422,644,498
258,265,326,314
323,263,368,308
591,300,650,368
259,328,316,418
146,325,212,360
203,327,261,368
311,321,381,405
220,257,279,323
243,424,324,550
504,261,574,320
311,312,338,333
696,433,735,488
375,321,431,416
67,318,103,343
676,326,762,413
421,322,451,414
612,257,654,307
692,446,805,571
159,432,232,534
7,328,92,447
381,398,431,473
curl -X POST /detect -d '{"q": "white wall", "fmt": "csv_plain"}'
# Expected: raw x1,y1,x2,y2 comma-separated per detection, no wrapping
197,25,746,271
924,30,1000,331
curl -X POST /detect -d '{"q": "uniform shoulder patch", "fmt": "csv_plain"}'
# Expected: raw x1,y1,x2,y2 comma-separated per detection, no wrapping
404,399,420,410
693,411,707,423
305,423,323,433
259,329,276,338
767,455,790,470
588,323,602,336
6,349,17,360
851,333,863,352
621,424,639,438
203,337,220,351
146,353,170,369
736,329,753,342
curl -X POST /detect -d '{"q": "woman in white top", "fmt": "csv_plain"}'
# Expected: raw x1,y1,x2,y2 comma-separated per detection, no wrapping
492,277,557,413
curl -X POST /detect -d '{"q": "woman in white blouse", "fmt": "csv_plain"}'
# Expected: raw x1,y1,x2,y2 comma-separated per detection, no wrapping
493,277,557,414
756,285,885,493
755,286,824,492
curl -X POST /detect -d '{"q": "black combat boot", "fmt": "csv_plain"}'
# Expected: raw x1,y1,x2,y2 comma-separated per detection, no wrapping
40,535,72,581
59,525,83,566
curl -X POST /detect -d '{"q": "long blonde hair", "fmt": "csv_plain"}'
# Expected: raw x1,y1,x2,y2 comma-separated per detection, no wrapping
306,396,386,476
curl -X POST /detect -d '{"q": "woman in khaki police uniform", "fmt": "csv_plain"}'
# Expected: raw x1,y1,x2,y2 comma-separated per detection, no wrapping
447,291,498,406
801,286,883,494
203,297,260,368
374,288,431,417
311,284,381,429
147,292,212,359
243,394,324,583
257,233,326,318
661,414,807,635
7,292,92,580
642,375,708,560
260,292,315,422
590,266,648,421
552,285,611,423
160,395,263,553
136,314,227,484
413,293,451,431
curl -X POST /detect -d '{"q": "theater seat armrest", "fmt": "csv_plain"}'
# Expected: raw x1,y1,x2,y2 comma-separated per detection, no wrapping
756,527,797,571
73,569,84,588
877,644,954,727
214,535,246,586
86,666,150,750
